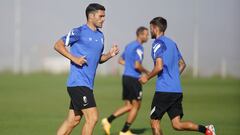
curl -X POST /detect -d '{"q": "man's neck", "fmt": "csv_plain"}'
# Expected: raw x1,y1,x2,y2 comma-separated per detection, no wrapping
156,32,164,39
136,38,143,44
87,21,97,31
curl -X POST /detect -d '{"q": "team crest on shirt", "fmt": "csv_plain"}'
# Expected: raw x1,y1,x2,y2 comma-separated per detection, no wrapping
87,37,103,44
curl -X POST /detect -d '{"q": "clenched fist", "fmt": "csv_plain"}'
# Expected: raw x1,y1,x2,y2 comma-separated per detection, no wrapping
71,56,87,66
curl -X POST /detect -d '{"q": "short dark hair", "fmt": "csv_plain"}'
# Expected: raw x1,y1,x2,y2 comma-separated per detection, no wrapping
136,26,148,36
150,17,167,32
85,3,105,19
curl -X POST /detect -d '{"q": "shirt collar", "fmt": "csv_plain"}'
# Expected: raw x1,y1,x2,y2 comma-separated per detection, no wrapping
83,24,99,33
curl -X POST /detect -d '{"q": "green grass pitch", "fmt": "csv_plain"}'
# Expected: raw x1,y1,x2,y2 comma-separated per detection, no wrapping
0,73,239,135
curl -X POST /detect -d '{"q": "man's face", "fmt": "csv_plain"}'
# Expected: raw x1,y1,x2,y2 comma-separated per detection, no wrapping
91,10,105,28
150,24,157,39
139,30,149,43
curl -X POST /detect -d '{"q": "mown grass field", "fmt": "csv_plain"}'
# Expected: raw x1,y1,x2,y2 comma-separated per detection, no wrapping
0,73,239,135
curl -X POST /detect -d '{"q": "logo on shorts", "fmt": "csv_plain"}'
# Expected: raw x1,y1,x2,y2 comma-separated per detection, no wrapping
138,91,143,99
150,106,156,116
83,96,88,106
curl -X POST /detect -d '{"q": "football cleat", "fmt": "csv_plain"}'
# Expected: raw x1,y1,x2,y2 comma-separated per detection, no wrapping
119,130,136,135
205,125,216,135
101,118,111,135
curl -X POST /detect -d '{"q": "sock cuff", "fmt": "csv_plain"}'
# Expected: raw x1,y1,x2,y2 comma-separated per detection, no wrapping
198,125,207,133
107,114,116,123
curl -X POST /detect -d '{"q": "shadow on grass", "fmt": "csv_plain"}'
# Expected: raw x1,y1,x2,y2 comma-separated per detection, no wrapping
110,128,151,135
132,128,151,134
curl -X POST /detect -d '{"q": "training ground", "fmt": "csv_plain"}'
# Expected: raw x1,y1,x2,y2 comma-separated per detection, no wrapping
0,73,239,135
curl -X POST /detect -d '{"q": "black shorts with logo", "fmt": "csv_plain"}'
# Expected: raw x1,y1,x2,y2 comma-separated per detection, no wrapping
150,92,184,120
67,86,96,113
122,75,143,101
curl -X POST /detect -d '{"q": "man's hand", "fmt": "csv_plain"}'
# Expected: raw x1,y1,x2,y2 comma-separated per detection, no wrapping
109,45,119,57
71,56,87,66
139,75,148,84
118,57,125,65
99,45,120,64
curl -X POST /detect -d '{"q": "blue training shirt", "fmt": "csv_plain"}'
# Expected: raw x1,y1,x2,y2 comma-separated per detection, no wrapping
121,40,144,79
61,24,104,90
151,35,182,93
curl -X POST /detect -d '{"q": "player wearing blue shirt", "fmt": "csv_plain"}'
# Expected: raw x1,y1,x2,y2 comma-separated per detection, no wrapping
102,27,149,135
139,17,216,135
54,3,119,135
61,24,104,90
121,40,144,78
151,35,183,93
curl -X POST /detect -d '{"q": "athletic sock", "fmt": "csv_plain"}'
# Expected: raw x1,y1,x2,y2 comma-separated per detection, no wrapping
198,125,207,133
107,114,116,123
121,122,131,132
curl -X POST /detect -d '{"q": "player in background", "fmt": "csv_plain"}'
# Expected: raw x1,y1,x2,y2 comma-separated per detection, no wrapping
102,27,149,135
54,3,119,135
139,17,216,135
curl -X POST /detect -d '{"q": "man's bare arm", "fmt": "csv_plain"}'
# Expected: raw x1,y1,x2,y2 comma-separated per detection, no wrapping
147,58,163,80
99,53,112,64
118,57,125,65
99,45,119,64
135,61,149,74
139,58,163,84
179,58,186,75
54,39,87,66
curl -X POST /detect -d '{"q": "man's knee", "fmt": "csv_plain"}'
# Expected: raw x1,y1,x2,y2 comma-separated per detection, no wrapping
125,103,133,110
67,116,81,127
132,100,141,109
172,122,183,131
150,120,161,135
86,115,98,125
150,120,159,129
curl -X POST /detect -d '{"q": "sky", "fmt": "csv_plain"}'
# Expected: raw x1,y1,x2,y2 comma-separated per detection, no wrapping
0,0,239,77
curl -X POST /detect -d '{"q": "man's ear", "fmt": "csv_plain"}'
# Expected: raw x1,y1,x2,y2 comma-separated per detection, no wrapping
88,13,94,20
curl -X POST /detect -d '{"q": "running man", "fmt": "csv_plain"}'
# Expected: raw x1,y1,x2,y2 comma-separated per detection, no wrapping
54,3,119,135
102,27,149,135
139,17,216,135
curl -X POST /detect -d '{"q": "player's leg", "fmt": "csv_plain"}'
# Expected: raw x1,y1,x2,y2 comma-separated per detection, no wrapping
111,76,134,119
58,86,84,135
66,86,98,135
120,100,141,133
105,75,133,122
81,107,98,135
171,116,216,134
104,100,132,123
124,78,142,124
127,100,141,123
113,100,133,117
102,100,132,134
167,94,199,131
120,77,143,134
102,76,133,135
150,119,163,135
150,92,171,135
57,109,82,135
171,115,199,131
168,94,216,135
